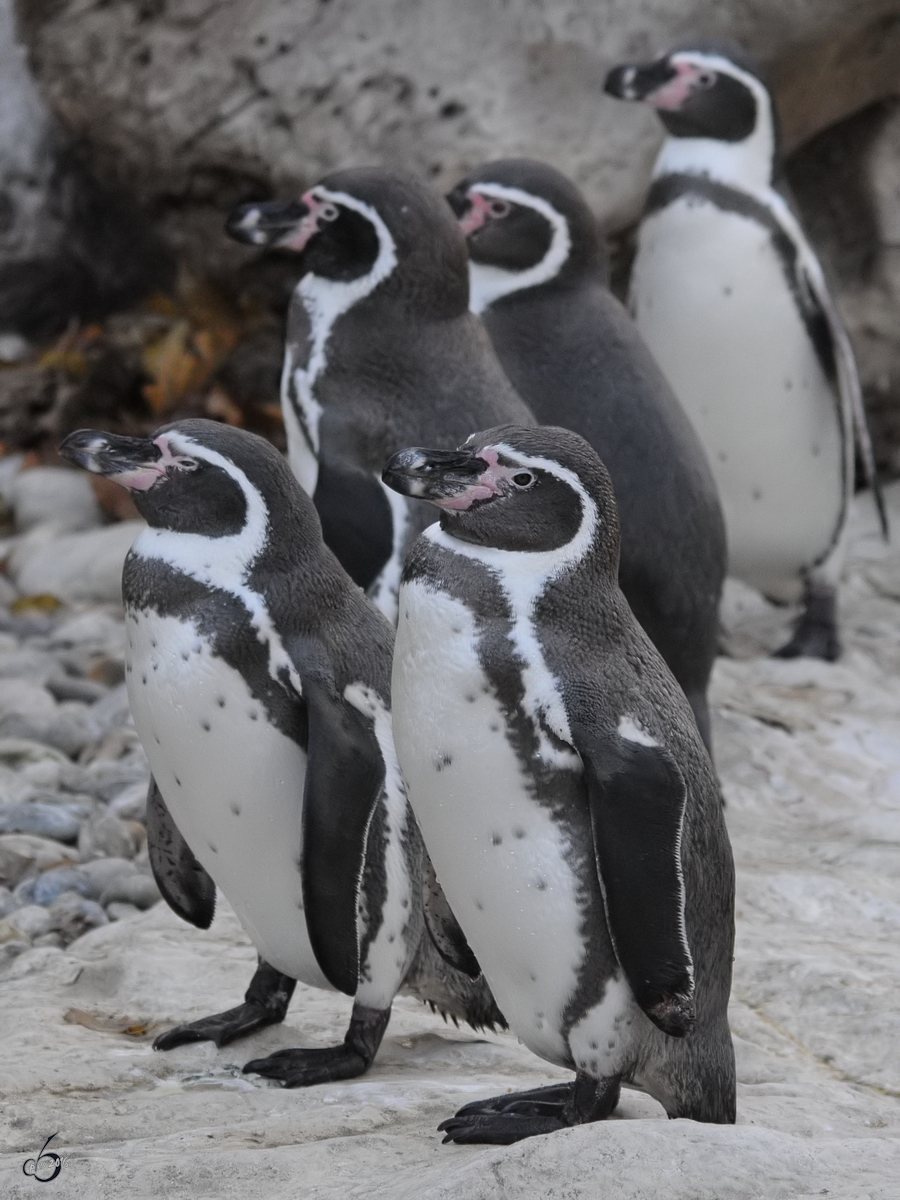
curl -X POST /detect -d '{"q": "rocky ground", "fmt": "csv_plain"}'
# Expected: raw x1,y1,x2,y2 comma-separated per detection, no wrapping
0,467,897,1199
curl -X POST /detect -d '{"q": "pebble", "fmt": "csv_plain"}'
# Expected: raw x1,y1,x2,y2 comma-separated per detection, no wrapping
47,893,109,943
9,467,103,535
80,857,138,892
78,813,139,860
30,866,97,906
0,802,81,843
0,885,15,917
100,873,160,910
106,901,141,922
8,521,144,605
5,904,52,940
0,833,81,874
109,781,148,822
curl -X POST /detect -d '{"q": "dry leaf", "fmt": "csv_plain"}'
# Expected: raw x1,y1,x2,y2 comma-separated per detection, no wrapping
11,594,64,614
63,1009,157,1037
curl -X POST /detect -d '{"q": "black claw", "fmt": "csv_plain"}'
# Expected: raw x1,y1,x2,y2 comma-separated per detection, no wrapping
438,1113,567,1145
243,1045,369,1087
454,1082,574,1118
153,1002,276,1051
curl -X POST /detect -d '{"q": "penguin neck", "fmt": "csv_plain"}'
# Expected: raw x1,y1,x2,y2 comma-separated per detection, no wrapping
652,115,776,195
468,222,572,316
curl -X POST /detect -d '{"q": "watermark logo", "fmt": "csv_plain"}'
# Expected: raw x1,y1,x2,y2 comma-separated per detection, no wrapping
22,1134,65,1183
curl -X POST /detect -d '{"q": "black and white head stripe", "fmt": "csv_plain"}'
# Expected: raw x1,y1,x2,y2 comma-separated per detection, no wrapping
607,47,777,189
460,184,572,314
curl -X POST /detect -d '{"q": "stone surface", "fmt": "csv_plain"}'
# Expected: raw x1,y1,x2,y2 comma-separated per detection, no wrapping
9,467,102,535
7,521,144,605
0,485,895,1197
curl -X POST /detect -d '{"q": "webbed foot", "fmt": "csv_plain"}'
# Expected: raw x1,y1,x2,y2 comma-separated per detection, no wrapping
243,1001,390,1088
154,959,295,1051
773,578,840,661
438,1073,620,1145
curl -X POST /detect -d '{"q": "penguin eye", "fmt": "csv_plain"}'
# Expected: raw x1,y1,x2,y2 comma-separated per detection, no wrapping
489,199,511,219
319,203,340,222
695,70,716,89
172,456,199,473
511,470,536,490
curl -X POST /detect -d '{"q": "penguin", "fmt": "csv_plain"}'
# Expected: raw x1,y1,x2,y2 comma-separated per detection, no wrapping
225,167,535,623
605,41,887,660
446,159,726,750
383,424,736,1143
59,418,502,1087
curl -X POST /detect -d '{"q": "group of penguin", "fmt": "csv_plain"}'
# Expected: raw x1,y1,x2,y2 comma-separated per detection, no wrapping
60,40,886,1146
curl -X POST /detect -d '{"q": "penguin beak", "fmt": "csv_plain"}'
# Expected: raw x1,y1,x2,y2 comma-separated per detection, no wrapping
382,447,497,511
604,57,678,103
59,429,166,492
226,192,337,251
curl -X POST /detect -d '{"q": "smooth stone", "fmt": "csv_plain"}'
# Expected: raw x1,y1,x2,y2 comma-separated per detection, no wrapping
0,761,37,804
0,575,18,608
47,892,108,943
31,932,64,949
0,884,14,917
61,756,148,803
106,901,141,922
16,757,62,789
45,672,108,704
0,738,70,768
0,841,33,889
0,833,80,877
49,610,127,656
0,678,56,719
78,813,138,860
108,781,147,822
80,857,138,892
31,866,96,906
0,648,57,686
0,938,28,962
10,467,103,535
0,802,81,843
8,521,144,605
100,873,160,910
6,903,52,939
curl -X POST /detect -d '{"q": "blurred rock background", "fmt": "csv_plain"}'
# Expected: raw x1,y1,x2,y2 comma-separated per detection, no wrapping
1,0,900,470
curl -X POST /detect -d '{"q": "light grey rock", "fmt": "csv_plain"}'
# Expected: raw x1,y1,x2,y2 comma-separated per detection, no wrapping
105,901,141,922
0,574,18,607
7,520,144,605
0,676,56,718
61,754,149,803
0,883,14,916
78,812,138,861
45,671,109,704
30,865,96,905
31,931,64,949
80,856,138,894
108,781,148,822
0,737,70,770
9,466,103,534
5,902,51,939
99,872,160,911
47,891,108,943
0,937,28,962
0,832,80,874
0,801,80,842
0,646,58,685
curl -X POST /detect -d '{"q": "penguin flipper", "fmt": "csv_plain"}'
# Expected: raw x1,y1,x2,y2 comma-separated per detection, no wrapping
577,735,695,1037
300,675,384,996
422,856,482,979
145,777,216,930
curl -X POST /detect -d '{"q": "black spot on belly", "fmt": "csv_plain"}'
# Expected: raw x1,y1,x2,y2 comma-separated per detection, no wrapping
489,722,499,732
465,694,476,703
208,842,217,853
249,710,259,721
534,878,547,891
491,833,502,846
474,899,484,911
607,1039,616,1050
174,775,182,787
400,898,409,909
388,934,395,943
152,663,158,672
434,752,452,772
230,802,241,816
150,638,157,648
201,719,211,732
590,1040,598,1050
142,674,147,685
217,696,226,708
717,452,727,463
723,285,732,296
154,733,160,744
297,898,304,909
514,827,526,839
181,650,189,662
752,488,762,501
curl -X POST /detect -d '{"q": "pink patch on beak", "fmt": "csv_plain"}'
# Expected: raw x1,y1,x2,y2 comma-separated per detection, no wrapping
276,191,329,252
431,447,503,510
646,62,700,111
108,466,164,492
458,191,494,237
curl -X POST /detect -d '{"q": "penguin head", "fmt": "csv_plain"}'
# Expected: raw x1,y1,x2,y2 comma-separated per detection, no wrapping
446,159,607,312
383,424,619,573
227,168,470,319
60,419,319,545
605,41,778,184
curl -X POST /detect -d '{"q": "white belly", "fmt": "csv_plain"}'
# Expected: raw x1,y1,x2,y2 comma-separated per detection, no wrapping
392,580,602,1067
631,198,847,599
126,609,330,989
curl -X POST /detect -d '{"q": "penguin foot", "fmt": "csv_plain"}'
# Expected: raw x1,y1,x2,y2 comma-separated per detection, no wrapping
243,1001,391,1088
243,1044,369,1087
772,579,840,662
438,1073,620,1144
153,960,296,1051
